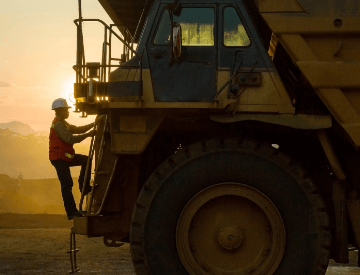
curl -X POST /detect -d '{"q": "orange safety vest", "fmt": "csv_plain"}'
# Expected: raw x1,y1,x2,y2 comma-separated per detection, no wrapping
49,118,75,161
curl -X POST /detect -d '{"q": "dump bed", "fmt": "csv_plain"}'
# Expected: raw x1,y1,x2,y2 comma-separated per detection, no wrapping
255,0,360,146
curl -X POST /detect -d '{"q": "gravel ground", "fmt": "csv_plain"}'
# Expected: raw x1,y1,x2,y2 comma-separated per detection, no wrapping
0,229,135,275
0,214,359,274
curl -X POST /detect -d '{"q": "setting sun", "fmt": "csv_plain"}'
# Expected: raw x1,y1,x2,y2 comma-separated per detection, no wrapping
61,76,76,110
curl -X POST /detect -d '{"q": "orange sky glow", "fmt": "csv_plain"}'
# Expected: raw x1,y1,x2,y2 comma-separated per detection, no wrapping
0,0,115,131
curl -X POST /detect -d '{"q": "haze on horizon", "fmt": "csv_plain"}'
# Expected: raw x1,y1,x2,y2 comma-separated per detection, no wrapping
0,0,116,131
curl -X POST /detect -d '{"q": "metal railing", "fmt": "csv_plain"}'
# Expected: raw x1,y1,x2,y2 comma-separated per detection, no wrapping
73,0,143,103
74,0,144,216
73,19,141,82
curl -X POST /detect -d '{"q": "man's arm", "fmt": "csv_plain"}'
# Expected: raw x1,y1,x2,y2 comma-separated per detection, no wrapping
54,121,93,144
68,123,95,134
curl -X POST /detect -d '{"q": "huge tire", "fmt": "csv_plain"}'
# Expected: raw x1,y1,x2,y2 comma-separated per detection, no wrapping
130,138,331,275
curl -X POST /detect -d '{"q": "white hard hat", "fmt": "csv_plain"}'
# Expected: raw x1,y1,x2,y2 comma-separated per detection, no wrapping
51,98,71,110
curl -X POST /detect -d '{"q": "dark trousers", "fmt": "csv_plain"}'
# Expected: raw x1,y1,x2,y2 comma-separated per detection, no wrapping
50,154,91,216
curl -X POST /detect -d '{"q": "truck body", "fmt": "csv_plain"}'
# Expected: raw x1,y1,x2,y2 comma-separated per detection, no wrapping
71,0,360,274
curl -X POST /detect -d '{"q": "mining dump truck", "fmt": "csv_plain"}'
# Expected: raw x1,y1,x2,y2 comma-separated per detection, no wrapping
70,0,360,274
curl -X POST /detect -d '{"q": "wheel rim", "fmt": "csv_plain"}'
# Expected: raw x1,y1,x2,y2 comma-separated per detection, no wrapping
176,183,286,275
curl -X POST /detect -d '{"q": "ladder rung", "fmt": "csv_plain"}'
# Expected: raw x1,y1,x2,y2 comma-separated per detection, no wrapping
67,249,79,253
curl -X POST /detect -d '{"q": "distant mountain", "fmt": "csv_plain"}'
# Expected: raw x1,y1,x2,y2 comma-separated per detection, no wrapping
0,128,90,179
0,121,34,135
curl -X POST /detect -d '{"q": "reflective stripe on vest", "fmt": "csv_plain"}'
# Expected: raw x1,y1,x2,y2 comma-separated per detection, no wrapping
65,153,75,159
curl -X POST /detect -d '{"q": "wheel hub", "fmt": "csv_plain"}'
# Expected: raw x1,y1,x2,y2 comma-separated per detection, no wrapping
176,183,286,275
218,225,243,250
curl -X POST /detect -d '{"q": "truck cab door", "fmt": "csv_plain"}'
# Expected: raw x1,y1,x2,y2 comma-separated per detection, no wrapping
147,4,217,102
217,2,293,113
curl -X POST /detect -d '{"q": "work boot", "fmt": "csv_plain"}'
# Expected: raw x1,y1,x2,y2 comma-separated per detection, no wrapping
67,210,83,220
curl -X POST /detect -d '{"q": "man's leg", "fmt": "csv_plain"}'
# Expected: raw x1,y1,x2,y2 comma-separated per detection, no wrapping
50,159,78,216
69,154,92,194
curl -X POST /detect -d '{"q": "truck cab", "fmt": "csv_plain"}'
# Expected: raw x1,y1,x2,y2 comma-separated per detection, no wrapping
75,0,294,114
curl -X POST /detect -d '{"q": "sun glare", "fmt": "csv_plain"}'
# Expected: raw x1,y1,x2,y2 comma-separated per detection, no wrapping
61,76,76,109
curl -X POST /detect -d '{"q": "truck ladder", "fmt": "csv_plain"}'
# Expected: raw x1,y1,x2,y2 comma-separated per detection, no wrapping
68,228,80,274
79,115,118,215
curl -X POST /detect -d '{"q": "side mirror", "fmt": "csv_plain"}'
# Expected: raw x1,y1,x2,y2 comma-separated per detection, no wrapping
172,24,182,61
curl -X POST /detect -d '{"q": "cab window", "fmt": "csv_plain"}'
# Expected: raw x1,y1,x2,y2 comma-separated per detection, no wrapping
154,8,214,46
223,7,250,47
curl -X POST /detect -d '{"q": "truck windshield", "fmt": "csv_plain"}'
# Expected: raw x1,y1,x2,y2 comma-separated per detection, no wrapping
223,7,250,47
154,8,214,46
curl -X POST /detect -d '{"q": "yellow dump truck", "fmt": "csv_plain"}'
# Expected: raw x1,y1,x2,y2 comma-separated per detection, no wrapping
71,0,360,273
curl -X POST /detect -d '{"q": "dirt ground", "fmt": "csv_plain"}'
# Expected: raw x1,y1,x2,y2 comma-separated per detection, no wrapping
0,214,135,274
0,214,359,275
0,229,135,274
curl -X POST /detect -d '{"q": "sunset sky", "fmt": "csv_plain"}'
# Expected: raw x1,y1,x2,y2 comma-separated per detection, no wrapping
0,0,115,131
